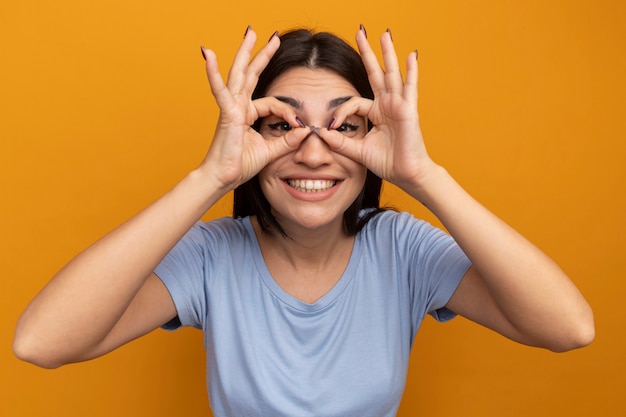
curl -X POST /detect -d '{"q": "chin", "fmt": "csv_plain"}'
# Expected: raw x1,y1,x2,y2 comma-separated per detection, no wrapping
273,209,346,233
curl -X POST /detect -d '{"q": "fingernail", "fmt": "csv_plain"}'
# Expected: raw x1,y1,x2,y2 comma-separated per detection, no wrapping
386,28,393,41
244,25,251,38
414,49,419,60
268,30,279,43
327,118,336,130
295,116,305,128
310,126,321,134
200,45,207,61
360,24,367,39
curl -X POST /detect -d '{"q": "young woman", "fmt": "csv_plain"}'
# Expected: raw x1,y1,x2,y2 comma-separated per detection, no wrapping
14,26,594,416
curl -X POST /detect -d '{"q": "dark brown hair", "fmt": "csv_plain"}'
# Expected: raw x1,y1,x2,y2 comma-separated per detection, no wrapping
233,28,385,236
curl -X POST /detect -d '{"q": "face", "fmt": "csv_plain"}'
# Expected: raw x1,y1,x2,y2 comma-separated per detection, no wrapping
257,67,368,233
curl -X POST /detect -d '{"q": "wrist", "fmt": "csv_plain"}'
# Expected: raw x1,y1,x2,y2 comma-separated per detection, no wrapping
402,162,452,209
191,159,241,193
181,166,233,209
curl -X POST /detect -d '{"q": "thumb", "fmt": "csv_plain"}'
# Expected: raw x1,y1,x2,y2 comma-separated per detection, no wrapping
317,128,365,164
265,125,313,161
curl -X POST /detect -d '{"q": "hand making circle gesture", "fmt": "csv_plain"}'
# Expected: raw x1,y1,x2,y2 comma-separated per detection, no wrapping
199,28,311,191
319,28,436,191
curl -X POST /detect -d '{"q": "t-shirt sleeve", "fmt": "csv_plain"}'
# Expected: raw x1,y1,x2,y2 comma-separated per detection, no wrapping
154,222,212,330
393,212,472,324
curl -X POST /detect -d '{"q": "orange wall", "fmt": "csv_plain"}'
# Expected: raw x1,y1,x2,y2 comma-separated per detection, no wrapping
2,1,624,416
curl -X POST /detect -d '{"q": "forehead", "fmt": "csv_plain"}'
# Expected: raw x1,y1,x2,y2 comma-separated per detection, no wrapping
265,67,359,98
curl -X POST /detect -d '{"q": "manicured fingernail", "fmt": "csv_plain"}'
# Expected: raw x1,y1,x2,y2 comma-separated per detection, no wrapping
327,118,336,130
268,30,279,43
244,25,251,38
295,116,305,128
200,45,207,60
386,28,393,41
360,24,367,39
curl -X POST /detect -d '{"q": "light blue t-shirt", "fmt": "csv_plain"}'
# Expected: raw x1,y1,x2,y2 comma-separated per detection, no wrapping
154,210,471,417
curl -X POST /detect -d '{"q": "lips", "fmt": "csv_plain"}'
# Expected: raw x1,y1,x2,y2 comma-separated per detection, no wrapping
285,179,338,192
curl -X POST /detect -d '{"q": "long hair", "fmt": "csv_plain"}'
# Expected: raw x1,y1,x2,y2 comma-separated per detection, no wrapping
233,29,385,236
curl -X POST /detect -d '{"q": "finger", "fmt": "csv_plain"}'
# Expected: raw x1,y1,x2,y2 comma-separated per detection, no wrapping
203,48,234,110
316,128,365,164
380,30,403,94
242,31,281,95
328,97,374,129
266,124,312,159
253,96,302,128
355,27,386,96
225,28,259,91
403,50,419,104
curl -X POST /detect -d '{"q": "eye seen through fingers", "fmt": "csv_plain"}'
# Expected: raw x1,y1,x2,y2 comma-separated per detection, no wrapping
261,116,364,139
266,121,293,133
333,116,365,138
335,122,359,133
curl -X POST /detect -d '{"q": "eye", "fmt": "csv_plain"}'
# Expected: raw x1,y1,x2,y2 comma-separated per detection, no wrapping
266,121,293,132
335,122,360,133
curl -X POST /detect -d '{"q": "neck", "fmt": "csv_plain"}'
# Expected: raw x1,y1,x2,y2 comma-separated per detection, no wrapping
253,216,352,269
252,216,356,304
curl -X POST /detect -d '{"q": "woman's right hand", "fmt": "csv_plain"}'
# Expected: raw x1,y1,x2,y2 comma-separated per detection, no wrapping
14,28,316,369
199,28,311,190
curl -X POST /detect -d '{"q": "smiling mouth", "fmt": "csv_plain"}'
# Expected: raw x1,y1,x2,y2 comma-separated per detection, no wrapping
286,179,338,192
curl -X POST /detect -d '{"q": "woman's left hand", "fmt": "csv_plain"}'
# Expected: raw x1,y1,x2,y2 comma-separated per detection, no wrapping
319,28,436,191
319,28,595,353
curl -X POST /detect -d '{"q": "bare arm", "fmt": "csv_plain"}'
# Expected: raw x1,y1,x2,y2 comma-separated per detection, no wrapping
13,28,312,368
408,165,594,352
13,170,229,368
320,27,594,351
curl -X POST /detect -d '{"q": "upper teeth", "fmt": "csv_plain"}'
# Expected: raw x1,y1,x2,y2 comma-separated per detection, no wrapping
287,179,337,192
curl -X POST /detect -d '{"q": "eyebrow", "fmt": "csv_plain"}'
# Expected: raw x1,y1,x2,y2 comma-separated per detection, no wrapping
273,95,354,111
274,96,302,109
328,96,353,109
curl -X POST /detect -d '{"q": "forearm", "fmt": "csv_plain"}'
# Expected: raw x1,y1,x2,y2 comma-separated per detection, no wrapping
14,167,227,363
405,164,594,349
410,164,558,283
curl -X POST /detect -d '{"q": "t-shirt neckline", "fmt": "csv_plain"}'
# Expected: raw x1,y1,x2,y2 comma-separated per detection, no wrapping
243,216,363,313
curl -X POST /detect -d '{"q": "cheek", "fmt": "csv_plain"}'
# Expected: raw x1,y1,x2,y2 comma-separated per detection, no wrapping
346,165,369,201
348,161,368,183
257,163,287,201
257,168,275,195
357,168,368,190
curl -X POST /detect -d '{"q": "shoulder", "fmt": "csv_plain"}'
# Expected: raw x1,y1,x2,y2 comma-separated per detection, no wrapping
166,216,255,259
186,216,252,241
360,209,431,236
359,209,462,259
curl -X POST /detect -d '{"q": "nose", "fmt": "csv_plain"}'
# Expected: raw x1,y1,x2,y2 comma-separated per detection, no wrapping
293,128,333,168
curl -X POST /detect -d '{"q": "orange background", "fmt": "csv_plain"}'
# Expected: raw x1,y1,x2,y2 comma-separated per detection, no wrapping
2,1,624,416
